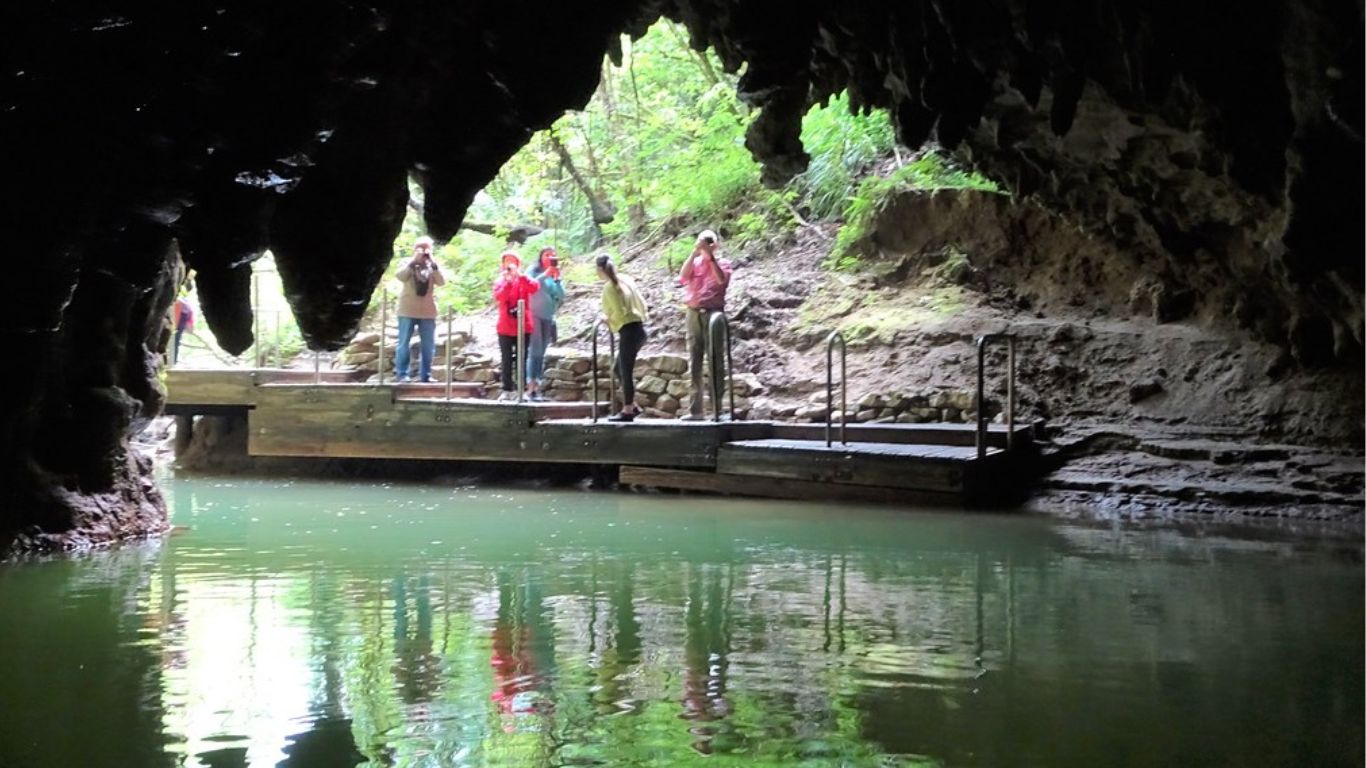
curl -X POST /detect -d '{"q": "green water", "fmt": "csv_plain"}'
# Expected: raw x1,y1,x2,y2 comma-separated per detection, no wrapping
0,477,1360,768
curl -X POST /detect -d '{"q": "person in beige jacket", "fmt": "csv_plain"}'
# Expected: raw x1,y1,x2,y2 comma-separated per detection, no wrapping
394,236,446,382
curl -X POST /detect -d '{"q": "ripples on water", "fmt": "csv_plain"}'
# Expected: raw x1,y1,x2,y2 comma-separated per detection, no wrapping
0,476,1360,767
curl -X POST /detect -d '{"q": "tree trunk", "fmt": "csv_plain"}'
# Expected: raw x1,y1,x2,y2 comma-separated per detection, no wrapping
548,132,616,225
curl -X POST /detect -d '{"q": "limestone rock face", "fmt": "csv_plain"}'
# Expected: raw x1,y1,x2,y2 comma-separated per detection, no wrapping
2,0,1361,551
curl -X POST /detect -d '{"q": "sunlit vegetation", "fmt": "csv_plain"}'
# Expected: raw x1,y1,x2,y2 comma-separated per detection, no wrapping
389,18,998,315
827,154,1003,272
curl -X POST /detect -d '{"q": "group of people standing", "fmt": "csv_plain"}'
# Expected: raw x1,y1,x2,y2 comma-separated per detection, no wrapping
493,248,564,400
392,230,731,422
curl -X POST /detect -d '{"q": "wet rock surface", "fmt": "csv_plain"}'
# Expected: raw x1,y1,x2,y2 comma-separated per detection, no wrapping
3,1,1361,551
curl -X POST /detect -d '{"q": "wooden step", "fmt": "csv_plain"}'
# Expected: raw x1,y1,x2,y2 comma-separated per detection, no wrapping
768,421,1031,448
717,438,1002,493
391,381,488,399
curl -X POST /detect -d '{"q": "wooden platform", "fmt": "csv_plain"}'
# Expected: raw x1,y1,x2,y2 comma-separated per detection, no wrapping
167,369,1037,507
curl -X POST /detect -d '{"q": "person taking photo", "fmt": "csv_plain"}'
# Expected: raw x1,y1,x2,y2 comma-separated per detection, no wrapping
525,247,566,401
677,229,732,419
492,252,540,401
394,235,445,383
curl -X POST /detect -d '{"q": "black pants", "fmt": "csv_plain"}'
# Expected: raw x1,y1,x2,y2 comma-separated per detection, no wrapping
616,321,647,407
498,334,519,391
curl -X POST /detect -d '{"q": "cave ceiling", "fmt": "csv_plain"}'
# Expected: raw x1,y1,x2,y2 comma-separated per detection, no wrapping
4,0,1361,358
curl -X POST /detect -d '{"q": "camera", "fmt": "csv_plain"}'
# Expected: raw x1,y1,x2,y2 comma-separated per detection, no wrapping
548,256,559,268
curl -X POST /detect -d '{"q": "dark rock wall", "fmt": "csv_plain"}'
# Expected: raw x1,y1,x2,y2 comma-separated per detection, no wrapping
2,1,1359,550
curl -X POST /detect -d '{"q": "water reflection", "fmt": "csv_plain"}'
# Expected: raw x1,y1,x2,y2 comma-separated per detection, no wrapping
680,566,732,754
0,476,1359,768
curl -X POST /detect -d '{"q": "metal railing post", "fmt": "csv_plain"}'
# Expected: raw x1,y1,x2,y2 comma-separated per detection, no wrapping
590,319,618,423
825,331,848,447
378,284,388,386
444,309,453,400
515,299,527,403
975,333,1018,459
706,312,736,422
313,350,320,384
252,272,262,369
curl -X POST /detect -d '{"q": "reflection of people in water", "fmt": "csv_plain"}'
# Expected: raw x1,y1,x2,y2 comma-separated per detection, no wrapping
680,566,732,755
489,571,557,726
591,562,643,713
392,574,439,707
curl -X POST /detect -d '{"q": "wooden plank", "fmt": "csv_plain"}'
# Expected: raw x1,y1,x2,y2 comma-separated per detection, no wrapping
527,421,719,467
394,397,611,423
254,383,397,413
255,368,364,385
167,368,370,410
166,369,257,407
768,421,1031,448
248,401,722,467
619,466,961,506
391,381,487,399
716,439,971,492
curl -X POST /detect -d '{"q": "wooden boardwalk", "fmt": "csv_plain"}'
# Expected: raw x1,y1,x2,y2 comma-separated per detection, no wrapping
166,369,1037,507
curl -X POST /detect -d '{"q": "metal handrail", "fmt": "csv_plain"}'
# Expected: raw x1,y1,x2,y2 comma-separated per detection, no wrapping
444,309,453,400
516,298,527,403
589,318,618,423
377,284,388,386
975,333,1017,459
252,273,262,369
825,331,847,447
273,308,283,369
706,311,736,422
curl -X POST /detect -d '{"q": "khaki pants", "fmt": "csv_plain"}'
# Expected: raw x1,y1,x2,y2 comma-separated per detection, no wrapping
686,307,723,417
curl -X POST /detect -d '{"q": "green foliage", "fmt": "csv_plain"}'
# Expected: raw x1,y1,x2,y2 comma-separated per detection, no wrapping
827,151,1002,271
795,94,896,219
381,18,1004,313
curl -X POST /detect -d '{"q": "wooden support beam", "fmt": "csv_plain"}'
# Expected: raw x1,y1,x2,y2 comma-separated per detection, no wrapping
619,466,961,507
717,439,976,492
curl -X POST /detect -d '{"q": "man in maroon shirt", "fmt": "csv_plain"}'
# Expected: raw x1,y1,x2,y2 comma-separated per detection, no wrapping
677,229,733,419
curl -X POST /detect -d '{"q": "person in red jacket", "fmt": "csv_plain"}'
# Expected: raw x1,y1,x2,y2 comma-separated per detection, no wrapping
493,252,540,401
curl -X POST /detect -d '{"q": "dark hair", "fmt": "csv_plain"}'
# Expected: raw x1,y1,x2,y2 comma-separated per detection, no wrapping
595,253,618,286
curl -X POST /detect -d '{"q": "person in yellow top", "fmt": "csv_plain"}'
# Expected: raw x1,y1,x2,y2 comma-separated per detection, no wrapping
595,253,648,422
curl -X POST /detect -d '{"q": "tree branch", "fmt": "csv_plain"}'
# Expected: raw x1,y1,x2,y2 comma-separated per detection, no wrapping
406,198,544,243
